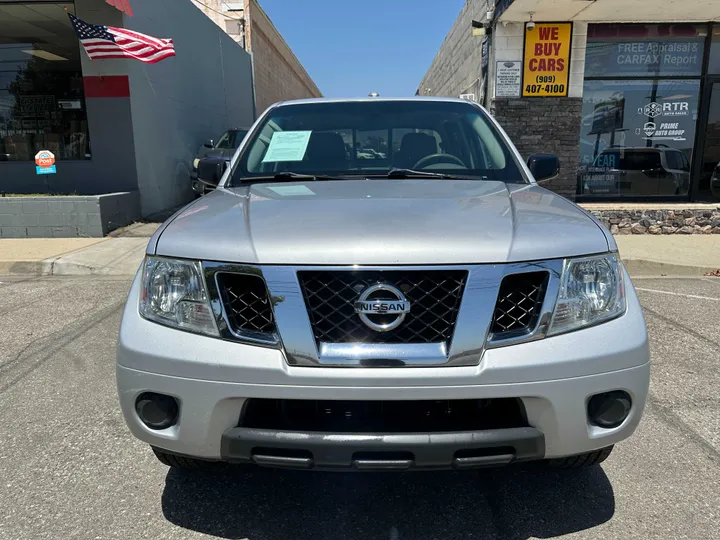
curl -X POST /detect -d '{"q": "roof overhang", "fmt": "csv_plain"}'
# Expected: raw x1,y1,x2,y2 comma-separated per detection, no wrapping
498,0,720,23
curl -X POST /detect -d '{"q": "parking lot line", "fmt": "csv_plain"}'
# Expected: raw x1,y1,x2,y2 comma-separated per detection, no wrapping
635,287,720,302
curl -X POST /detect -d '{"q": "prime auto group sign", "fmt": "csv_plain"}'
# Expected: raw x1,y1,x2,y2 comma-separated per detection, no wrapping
522,22,572,97
35,150,56,175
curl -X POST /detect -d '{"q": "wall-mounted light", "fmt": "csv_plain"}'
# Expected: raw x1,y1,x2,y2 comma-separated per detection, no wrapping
472,20,492,37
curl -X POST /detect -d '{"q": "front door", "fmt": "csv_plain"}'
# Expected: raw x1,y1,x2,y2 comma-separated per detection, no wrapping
696,80,720,201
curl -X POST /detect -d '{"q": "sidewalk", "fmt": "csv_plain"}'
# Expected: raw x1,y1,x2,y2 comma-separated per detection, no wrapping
615,236,720,276
0,233,718,277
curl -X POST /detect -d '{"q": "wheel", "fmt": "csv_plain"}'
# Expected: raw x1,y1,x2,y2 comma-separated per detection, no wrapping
152,447,221,470
547,445,614,468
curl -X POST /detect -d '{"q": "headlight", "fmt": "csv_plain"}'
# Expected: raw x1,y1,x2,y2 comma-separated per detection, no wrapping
139,257,218,336
548,254,625,336
193,158,200,169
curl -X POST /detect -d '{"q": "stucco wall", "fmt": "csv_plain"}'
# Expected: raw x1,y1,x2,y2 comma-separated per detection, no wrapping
123,0,256,216
244,0,321,115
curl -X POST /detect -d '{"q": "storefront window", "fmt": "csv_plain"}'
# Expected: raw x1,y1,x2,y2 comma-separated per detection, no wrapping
578,24,705,199
585,24,706,78
0,2,90,162
709,25,720,74
578,79,699,197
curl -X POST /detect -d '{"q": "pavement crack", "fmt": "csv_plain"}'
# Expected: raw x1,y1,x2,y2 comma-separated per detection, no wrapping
642,305,720,352
646,392,720,464
0,301,124,395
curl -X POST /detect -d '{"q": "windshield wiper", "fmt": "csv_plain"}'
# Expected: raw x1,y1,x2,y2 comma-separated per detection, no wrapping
241,172,338,183
382,168,457,179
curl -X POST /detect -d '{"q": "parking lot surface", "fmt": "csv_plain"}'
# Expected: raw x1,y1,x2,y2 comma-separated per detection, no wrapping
0,275,718,540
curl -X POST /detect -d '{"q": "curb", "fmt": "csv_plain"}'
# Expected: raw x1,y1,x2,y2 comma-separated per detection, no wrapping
0,260,53,275
0,260,139,277
621,258,718,278
2,257,717,278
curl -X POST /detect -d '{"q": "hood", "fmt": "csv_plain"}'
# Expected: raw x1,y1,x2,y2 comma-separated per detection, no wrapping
153,180,610,265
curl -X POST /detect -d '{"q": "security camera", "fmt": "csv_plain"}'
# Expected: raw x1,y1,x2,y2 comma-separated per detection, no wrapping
527,20,536,30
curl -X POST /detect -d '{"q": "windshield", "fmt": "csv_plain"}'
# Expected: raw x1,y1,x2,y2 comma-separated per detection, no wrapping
230,100,524,185
215,130,248,150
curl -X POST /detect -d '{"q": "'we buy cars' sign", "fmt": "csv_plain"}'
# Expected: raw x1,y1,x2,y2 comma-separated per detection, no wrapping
523,23,572,97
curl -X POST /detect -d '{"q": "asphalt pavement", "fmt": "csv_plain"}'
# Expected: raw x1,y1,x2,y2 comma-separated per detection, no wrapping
0,275,718,540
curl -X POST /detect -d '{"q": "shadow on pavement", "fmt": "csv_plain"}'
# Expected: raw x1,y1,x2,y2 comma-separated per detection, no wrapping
161,463,614,539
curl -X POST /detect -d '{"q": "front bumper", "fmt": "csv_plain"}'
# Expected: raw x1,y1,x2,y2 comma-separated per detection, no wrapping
116,269,650,467
222,427,545,470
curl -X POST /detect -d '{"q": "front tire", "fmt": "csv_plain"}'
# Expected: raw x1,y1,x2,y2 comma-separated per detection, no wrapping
547,445,614,468
152,447,221,470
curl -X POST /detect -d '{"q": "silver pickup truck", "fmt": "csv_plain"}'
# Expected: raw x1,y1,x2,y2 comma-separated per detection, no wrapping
116,97,650,473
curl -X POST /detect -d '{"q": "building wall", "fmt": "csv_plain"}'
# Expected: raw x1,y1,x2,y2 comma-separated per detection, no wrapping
492,97,582,197
244,0,321,115
0,0,139,197
418,6,589,199
191,0,226,29
191,0,245,46
487,22,587,101
417,0,492,100
122,0,255,215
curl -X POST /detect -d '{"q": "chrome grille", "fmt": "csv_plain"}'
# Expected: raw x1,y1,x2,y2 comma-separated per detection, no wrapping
491,272,548,335
298,270,467,344
216,273,275,335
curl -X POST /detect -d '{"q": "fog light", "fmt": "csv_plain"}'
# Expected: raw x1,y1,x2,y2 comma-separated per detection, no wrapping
588,391,631,428
135,392,179,430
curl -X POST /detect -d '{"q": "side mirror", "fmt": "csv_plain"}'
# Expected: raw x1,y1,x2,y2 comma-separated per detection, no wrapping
197,157,227,187
203,139,215,149
527,154,560,183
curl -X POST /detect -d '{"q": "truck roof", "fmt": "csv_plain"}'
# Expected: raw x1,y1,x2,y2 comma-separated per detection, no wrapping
271,96,477,107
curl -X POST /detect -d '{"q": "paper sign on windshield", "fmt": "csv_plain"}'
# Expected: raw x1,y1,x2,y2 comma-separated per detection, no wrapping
262,131,312,162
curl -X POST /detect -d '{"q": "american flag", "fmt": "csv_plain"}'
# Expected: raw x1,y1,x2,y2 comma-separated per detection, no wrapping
68,14,175,64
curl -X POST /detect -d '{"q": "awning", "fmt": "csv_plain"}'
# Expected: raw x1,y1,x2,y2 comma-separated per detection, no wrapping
106,0,133,16
498,0,720,23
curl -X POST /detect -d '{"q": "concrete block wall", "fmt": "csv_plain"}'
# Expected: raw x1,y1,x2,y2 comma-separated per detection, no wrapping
417,0,492,99
0,192,140,238
492,97,583,198
488,23,587,100
244,0,322,115
418,8,589,200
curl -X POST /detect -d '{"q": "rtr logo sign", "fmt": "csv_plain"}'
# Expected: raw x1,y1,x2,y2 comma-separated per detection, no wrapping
638,101,689,118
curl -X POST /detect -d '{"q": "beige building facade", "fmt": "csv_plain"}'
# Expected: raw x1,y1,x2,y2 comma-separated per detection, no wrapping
192,0,321,115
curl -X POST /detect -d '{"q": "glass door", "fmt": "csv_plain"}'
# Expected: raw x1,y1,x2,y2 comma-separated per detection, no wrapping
696,80,720,200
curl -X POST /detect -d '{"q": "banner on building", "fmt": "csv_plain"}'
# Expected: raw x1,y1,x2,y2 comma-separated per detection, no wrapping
522,22,572,97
